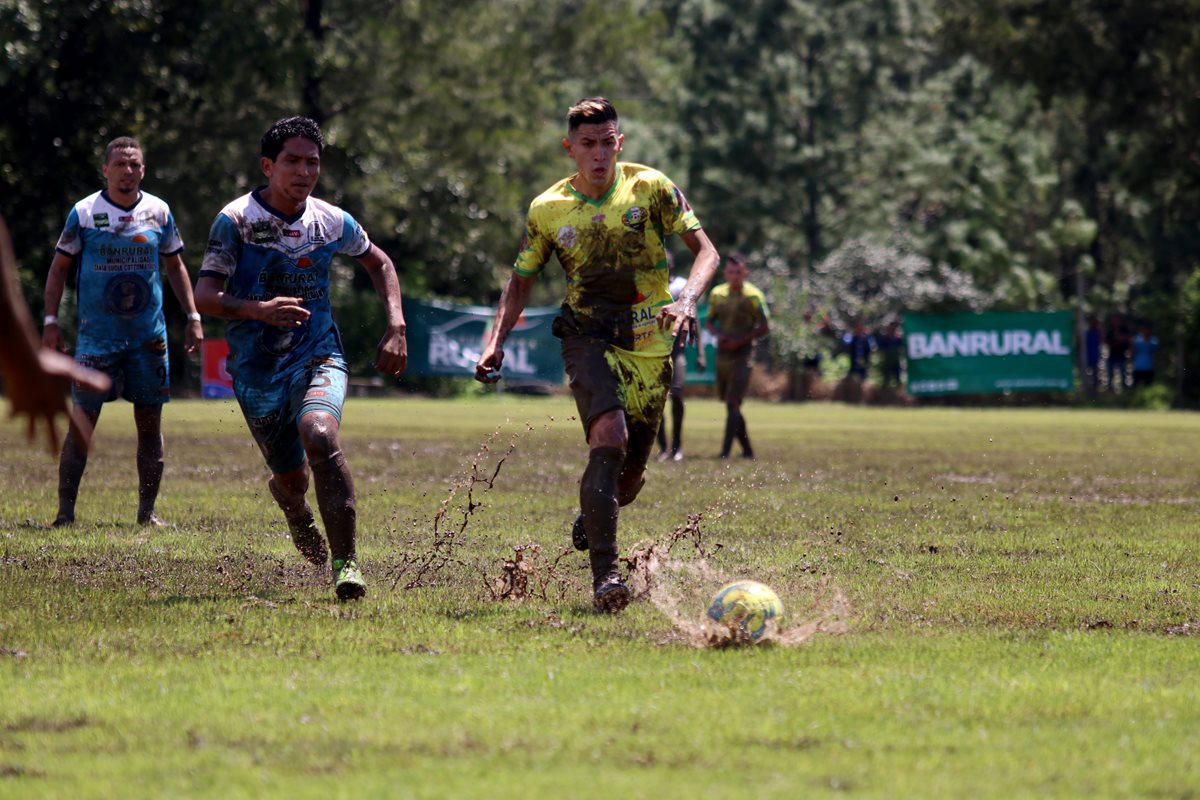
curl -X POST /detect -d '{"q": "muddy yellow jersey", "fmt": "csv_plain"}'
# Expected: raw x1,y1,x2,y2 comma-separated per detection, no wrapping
708,281,770,339
513,162,701,355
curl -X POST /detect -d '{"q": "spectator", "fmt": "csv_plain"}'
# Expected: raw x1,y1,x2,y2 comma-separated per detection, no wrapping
1106,313,1131,391
1131,324,1158,387
1083,316,1102,390
842,320,876,381
876,321,905,389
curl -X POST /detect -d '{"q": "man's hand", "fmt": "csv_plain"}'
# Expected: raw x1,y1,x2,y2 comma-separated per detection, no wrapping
376,325,408,378
9,349,109,455
258,296,310,328
475,342,505,383
658,297,700,345
42,322,64,353
184,318,203,355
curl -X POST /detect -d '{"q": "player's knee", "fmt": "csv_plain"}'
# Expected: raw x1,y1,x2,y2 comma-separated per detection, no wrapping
298,412,342,464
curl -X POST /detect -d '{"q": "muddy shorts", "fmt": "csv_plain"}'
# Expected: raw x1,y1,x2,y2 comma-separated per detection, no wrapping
234,359,348,475
559,332,671,473
716,351,752,404
72,334,170,412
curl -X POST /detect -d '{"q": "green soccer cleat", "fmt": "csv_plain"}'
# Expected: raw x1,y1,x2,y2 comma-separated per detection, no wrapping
332,558,367,601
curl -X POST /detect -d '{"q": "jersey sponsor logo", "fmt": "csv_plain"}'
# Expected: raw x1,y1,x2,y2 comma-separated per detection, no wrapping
94,213,110,228
556,225,577,249
206,239,223,255
592,213,606,222
282,229,302,238
120,215,134,222
104,274,152,319
622,206,647,232
250,221,277,244
143,336,167,353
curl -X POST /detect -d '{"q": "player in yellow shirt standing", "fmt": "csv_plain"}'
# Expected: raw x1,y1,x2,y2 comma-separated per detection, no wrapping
475,97,719,612
706,253,770,460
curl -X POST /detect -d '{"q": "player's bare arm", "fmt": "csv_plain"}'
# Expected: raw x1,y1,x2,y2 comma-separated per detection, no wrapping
657,228,719,346
354,243,407,378
194,275,311,328
475,272,536,383
41,251,74,353
162,253,204,354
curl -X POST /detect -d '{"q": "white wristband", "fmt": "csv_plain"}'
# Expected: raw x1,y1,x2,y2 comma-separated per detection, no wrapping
43,315,58,326
187,312,202,322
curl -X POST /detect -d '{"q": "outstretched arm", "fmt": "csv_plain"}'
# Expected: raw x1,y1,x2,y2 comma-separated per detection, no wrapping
355,243,407,378
474,273,536,383
658,228,720,346
162,253,203,355
1,214,109,454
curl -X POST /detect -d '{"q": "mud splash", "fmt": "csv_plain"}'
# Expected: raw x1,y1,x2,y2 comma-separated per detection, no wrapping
625,514,850,648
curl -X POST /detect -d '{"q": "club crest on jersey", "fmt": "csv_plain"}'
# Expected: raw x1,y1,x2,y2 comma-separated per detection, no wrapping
556,225,577,249
94,213,110,228
622,206,647,232
250,221,277,244
309,223,326,245
104,274,152,319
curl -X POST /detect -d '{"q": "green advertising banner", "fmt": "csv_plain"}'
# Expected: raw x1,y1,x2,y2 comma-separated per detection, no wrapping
402,298,716,385
402,298,563,383
904,310,1075,396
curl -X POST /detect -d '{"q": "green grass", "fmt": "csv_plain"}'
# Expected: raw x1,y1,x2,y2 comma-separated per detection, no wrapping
1,397,1198,798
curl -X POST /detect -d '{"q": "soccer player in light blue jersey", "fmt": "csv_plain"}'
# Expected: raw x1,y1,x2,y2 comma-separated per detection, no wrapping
42,137,203,527
195,117,407,601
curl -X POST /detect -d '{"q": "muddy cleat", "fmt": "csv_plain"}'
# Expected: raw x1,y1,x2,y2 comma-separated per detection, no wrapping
332,558,367,601
51,515,74,528
571,514,588,551
593,578,631,613
289,517,328,566
137,513,166,528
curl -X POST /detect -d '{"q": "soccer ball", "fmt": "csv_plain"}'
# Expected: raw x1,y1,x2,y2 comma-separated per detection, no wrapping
706,581,784,642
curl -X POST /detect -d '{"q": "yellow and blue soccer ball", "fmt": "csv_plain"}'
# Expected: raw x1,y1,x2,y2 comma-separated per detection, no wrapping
706,580,784,642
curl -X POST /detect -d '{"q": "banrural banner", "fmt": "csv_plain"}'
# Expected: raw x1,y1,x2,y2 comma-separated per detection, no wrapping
903,310,1074,396
402,298,563,383
403,298,716,385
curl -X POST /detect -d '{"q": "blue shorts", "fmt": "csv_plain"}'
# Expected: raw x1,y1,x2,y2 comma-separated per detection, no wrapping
234,360,349,475
73,334,171,412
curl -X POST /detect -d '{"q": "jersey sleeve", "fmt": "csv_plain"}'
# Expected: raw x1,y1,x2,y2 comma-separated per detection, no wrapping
54,207,83,257
654,174,701,237
199,213,241,281
160,210,185,256
512,210,552,278
338,211,371,258
753,290,771,324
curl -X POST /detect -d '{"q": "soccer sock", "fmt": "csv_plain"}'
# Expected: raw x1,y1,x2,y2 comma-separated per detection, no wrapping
310,450,358,563
136,430,164,522
670,395,684,453
721,412,736,456
580,446,623,587
735,411,753,456
56,429,89,521
656,418,667,452
268,475,315,529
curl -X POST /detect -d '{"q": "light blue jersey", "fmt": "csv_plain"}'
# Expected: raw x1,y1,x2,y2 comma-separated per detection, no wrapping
199,189,370,387
54,189,184,343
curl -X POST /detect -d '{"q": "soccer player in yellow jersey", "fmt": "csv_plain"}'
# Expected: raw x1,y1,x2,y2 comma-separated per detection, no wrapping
475,97,720,612
706,253,770,459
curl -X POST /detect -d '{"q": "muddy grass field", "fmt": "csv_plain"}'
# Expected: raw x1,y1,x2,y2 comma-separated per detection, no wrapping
1,397,1198,798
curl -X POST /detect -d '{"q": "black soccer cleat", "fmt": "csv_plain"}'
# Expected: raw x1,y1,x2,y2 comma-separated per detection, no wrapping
593,579,631,614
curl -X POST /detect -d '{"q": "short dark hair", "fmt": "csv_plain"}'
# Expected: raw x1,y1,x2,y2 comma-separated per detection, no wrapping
726,252,747,268
567,97,619,133
105,136,142,163
261,116,324,161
